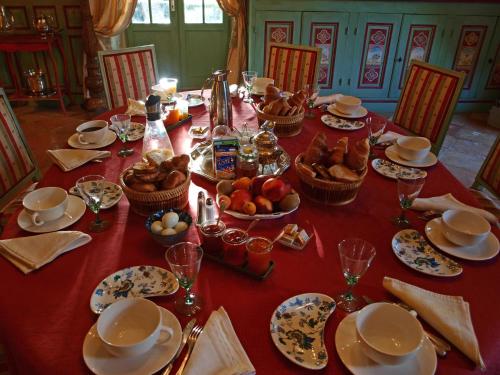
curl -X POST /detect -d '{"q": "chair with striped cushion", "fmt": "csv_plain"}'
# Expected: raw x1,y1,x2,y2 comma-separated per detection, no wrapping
264,43,321,93
393,61,466,155
98,45,159,109
473,136,500,198
0,88,39,211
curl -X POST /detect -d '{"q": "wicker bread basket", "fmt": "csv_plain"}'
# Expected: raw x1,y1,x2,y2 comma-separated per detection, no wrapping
295,153,367,206
254,102,304,137
119,169,191,216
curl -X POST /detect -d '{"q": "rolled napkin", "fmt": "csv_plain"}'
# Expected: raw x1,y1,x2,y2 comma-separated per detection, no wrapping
184,307,255,375
411,193,497,224
376,130,403,145
0,231,92,274
313,93,344,107
125,98,146,116
383,276,485,370
47,149,111,172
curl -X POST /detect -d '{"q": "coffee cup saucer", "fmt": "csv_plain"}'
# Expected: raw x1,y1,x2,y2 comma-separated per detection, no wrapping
385,145,437,168
327,103,368,119
17,195,86,233
83,306,182,375
68,130,117,150
425,218,499,261
335,312,436,375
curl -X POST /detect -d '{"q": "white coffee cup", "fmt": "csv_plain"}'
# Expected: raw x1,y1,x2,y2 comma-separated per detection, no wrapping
97,298,174,357
76,120,108,145
22,187,68,226
335,96,362,115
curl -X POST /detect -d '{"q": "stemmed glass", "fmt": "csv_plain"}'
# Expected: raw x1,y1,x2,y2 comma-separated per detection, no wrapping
242,71,257,103
394,174,426,227
76,175,111,232
336,238,376,312
110,114,134,157
165,242,203,316
303,83,319,118
366,116,387,159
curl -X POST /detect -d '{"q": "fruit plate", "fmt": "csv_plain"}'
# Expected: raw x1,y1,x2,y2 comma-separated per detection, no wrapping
204,252,275,280
223,206,299,220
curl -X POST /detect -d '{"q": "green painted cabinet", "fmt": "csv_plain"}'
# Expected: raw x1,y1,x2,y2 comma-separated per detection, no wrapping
477,19,500,99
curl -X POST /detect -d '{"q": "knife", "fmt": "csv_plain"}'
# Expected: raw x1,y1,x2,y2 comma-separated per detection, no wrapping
162,318,197,375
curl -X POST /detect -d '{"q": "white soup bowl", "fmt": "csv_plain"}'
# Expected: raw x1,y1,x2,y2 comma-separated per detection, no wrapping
441,209,491,247
396,136,431,161
335,95,362,115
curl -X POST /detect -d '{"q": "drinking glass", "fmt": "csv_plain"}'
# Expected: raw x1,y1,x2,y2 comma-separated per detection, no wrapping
242,71,257,103
303,83,319,118
366,116,387,159
76,175,111,232
336,238,376,312
394,175,426,227
165,242,203,316
110,114,133,157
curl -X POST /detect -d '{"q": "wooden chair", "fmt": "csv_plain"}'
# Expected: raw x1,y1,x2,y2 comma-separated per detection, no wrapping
264,43,321,93
0,88,40,211
393,61,465,156
98,45,159,109
473,136,500,198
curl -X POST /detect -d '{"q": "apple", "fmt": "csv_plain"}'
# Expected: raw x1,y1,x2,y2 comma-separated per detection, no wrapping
254,195,273,214
251,175,272,196
230,189,252,212
261,177,291,202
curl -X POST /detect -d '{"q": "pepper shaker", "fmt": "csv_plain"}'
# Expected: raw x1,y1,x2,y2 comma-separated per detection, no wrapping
196,191,206,226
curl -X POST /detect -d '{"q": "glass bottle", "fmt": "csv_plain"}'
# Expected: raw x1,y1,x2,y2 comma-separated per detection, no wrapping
142,94,174,161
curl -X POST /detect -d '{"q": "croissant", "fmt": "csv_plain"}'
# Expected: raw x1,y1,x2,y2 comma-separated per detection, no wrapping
345,138,369,171
328,137,349,165
288,90,306,108
304,132,328,165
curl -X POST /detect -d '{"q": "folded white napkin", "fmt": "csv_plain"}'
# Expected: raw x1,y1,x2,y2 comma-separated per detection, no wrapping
125,98,146,116
313,93,344,107
383,277,485,370
184,307,255,375
0,231,91,274
47,149,111,172
411,193,498,224
376,130,403,144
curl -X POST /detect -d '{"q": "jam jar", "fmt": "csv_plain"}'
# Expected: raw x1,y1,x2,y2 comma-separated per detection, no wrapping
236,144,259,178
199,220,226,257
246,236,272,275
222,228,249,266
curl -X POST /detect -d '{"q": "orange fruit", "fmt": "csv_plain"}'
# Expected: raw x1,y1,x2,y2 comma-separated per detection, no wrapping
232,177,252,191
242,201,257,216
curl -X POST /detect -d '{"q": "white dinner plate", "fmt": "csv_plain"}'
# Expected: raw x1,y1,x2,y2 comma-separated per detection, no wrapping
83,306,182,375
321,114,365,131
327,103,368,119
385,145,437,168
392,229,462,277
90,265,179,314
69,181,123,210
223,205,299,220
270,293,336,370
68,130,117,150
425,218,499,261
371,159,427,180
335,311,437,375
17,195,86,233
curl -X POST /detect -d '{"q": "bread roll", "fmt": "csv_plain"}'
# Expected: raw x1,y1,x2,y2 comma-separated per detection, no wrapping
304,132,328,165
171,154,190,172
312,163,332,180
136,170,161,183
130,181,157,192
328,164,360,183
145,149,173,167
263,84,281,105
279,100,292,116
132,162,157,175
329,137,349,165
297,162,317,178
288,105,298,116
161,170,187,190
345,138,369,171
266,98,285,116
288,90,306,108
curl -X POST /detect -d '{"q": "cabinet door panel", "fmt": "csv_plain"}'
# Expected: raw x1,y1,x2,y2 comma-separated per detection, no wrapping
389,15,446,98
253,11,302,75
350,13,402,98
301,12,350,93
475,19,500,100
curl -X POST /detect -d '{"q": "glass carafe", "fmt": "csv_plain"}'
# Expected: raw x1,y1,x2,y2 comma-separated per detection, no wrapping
142,95,174,161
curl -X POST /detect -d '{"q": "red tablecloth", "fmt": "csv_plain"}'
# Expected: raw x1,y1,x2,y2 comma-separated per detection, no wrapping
0,98,498,375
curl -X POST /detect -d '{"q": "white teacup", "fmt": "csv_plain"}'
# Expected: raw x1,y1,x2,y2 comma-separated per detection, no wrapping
441,209,491,247
335,96,362,115
76,120,108,145
356,302,424,366
97,298,174,357
396,136,431,161
22,187,68,226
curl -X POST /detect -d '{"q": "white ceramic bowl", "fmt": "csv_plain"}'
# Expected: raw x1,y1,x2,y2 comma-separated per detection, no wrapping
335,96,362,115
441,209,491,247
22,187,68,226
356,302,424,366
396,136,431,161
253,77,274,94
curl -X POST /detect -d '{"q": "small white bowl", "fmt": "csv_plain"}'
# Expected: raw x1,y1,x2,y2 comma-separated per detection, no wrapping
396,136,431,161
356,302,424,366
335,96,362,115
441,209,491,247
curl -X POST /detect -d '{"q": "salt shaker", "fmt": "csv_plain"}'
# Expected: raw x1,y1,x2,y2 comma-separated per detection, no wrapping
205,197,215,222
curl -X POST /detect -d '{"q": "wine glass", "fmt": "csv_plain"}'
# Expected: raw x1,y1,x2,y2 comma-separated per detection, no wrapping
303,83,319,118
336,238,376,312
165,242,203,316
110,114,134,157
394,174,426,227
242,71,257,103
76,175,111,232
366,116,387,159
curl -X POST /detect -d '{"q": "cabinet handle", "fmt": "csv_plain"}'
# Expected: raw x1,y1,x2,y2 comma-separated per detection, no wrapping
347,78,351,86
170,0,175,12
396,57,402,63
338,78,342,86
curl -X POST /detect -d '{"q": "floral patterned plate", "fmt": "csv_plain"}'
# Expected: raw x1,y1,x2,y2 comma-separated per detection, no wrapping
270,293,336,370
371,159,427,180
126,122,145,141
90,265,179,314
321,114,364,131
69,181,123,209
392,229,462,277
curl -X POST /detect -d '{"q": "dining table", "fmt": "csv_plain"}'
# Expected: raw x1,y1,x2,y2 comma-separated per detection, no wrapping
0,93,498,375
